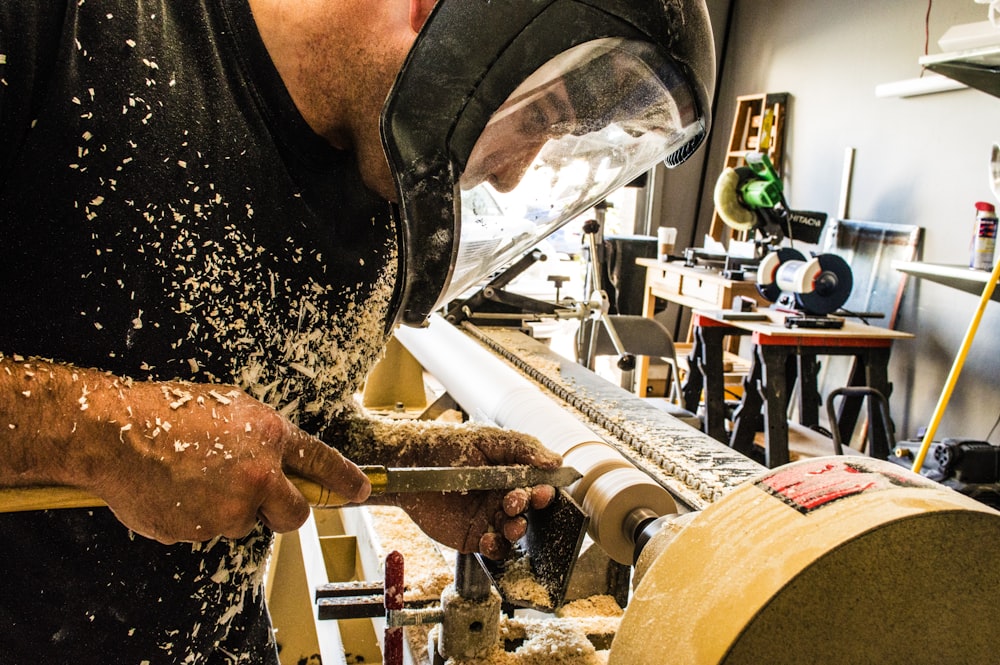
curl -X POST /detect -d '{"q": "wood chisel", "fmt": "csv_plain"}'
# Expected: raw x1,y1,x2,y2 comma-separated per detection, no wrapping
0,465,582,513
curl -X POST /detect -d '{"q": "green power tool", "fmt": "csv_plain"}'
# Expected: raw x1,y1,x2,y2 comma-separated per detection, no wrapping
713,151,784,232
713,149,827,245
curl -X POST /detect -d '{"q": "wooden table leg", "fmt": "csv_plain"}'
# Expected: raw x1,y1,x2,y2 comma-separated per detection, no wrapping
636,280,659,398
681,329,704,414
797,352,821,429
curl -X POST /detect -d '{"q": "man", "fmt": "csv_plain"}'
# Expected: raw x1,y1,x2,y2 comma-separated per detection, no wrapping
0,0,561,661
0,0,711,663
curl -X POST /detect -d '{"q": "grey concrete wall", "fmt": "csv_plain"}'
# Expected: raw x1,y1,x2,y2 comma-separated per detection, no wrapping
694,0,1000,441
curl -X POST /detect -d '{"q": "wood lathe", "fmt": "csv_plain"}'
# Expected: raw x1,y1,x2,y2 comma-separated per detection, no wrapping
9,315,999,663
298,315,1000,665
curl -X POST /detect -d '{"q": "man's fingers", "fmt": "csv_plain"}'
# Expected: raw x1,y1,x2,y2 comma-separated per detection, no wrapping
220,508,263,540
503,485,555,517
530,485,556,510
502,516,527,542
526,448,563,469
479,531,510,560
257,475,311,533
503,487,530,516
283,429,371,503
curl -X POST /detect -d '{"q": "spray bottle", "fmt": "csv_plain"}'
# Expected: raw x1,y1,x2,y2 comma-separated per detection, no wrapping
971,201,998,271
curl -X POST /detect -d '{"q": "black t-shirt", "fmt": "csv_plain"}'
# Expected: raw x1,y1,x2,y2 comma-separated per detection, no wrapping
0,0,398,661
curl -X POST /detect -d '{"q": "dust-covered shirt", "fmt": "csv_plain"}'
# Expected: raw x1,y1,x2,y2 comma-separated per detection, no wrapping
0,0,398,662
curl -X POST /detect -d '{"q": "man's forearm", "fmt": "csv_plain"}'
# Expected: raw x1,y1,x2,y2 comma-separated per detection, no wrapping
0,353,373,543
0,354,120,489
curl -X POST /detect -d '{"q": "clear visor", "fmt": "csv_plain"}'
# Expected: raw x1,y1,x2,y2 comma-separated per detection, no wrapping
447,37,703,302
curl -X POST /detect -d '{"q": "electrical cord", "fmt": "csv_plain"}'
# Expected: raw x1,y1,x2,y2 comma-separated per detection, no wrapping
776,192,796,250
835,307,872,326
921,0,934,77
985,407,1000,442
924,0,933,59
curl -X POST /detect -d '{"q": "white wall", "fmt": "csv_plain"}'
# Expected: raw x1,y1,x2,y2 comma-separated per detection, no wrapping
697,0,1000,440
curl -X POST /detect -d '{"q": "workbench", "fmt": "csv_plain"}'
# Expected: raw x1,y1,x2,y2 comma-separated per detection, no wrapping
683,309,913,468
636,257,769,325
635,258,768,397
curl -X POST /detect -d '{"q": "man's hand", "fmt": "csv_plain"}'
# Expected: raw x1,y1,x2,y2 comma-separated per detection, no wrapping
0,357,370,544
376,424,562,559
86,380,373,544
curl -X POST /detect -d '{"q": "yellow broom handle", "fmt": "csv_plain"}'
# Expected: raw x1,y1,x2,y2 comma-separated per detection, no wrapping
912,258,1000,473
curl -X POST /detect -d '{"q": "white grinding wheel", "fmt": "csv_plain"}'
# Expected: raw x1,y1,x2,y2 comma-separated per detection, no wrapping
582,467,677,565
564,442,633,504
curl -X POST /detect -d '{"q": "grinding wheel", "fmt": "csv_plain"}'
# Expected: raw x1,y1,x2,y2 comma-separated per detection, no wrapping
610,457,1000,664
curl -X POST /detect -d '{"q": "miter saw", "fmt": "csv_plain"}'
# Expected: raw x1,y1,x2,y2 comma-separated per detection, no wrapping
713,150,853,326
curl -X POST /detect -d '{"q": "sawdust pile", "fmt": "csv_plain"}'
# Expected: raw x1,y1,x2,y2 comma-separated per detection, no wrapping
556,595,623,618
497,556,551,608
441,611,621,665
368,505,453,601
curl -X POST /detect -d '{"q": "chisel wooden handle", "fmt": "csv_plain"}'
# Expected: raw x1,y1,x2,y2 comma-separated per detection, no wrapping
0,465,581,513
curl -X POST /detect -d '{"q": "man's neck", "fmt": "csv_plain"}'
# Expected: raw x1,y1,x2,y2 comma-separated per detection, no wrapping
246,0,418,200
247,0,353,149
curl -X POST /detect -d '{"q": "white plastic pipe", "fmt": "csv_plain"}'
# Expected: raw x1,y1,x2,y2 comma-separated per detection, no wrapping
394,315,678,563
393,315,600,455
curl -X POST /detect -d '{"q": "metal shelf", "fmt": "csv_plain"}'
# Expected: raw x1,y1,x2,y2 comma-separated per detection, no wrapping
919,45,1000,98
894,261,1000,302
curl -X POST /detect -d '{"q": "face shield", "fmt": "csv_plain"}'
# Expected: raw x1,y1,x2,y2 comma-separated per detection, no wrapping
381,0,716,328
449,38,702,302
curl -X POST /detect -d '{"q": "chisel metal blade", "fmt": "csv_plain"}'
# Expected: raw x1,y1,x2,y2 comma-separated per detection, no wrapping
374,465,581,495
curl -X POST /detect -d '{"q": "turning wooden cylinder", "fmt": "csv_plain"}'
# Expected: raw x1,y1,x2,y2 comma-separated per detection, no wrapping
612,457,1000,664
